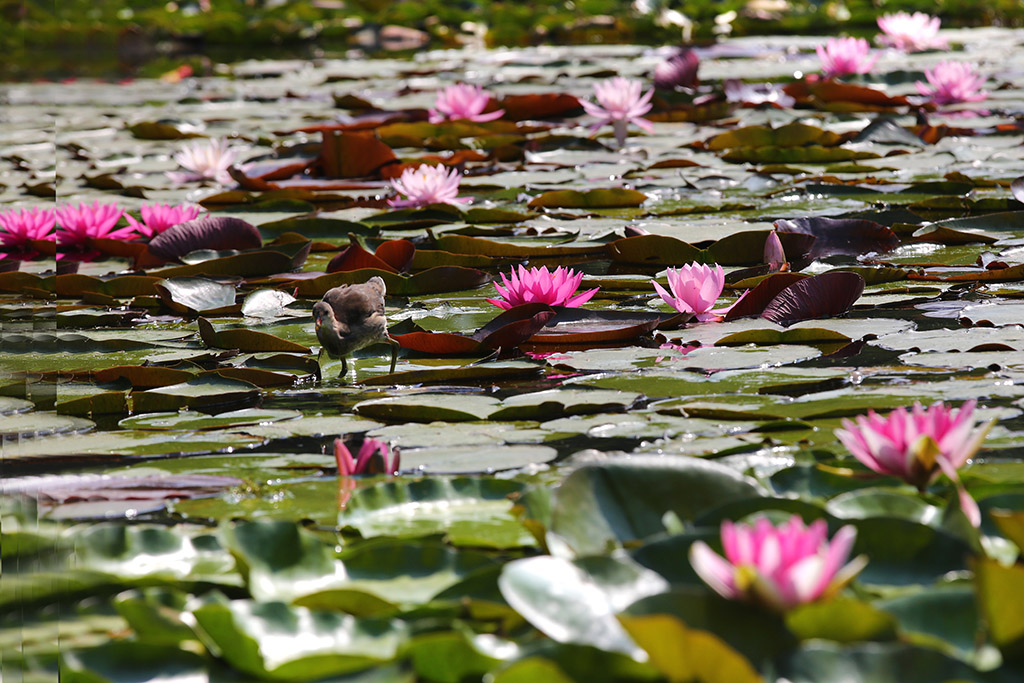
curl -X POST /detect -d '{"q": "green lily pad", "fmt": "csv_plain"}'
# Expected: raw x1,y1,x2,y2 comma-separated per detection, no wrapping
341,477,534,548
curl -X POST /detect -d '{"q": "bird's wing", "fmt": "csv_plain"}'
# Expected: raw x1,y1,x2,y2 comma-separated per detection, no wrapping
322,284,385,325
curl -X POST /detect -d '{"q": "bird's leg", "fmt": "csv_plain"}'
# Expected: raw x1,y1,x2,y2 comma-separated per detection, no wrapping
338,356,349,379
388,338,399,374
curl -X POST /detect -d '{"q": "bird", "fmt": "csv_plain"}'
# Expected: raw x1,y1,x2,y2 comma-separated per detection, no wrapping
312,276,398,378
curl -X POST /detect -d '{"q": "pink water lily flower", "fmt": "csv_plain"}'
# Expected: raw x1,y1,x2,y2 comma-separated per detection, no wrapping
56,201,132,247
581,77,655,147
167,138,242,186
487,265,599,310
877,12,947,52
764,231,787,272
653,48,699,90
835,400,991,526
652,262,737,322
388,165,470,208
817,37,878,79
334,437,400,476
0,207,56,256
915,61,987,105
428,83,505,124
125,203,203,238
690,516,866,612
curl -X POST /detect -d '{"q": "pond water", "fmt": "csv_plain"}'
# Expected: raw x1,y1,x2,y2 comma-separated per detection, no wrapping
3,25,1024,682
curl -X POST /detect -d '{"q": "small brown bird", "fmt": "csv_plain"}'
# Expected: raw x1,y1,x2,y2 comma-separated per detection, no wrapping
313,276,398,378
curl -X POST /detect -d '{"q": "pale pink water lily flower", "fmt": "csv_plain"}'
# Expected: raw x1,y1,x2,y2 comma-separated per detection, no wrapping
0,207,56,255
652,262,739,322
167,138,242,186
690,516,867,612
915,61,987,105
334,437,400,476
428,83,505,124
125,203,203,238
581,77,655,147
487,265,599,310
817,37,878,79
388,165,470,208
835,400,991,526
877,11,947,52
56,201,132,247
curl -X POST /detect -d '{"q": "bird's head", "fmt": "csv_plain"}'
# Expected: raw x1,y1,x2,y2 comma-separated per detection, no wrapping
312,301,332,332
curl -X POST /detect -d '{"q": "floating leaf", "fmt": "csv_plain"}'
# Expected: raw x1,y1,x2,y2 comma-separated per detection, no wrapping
327,238,415,274
146,216,262,263
132,375,261,413
550,455,764,555
775,217,900,259
155,277,237,315
528,189,647,209
761,272,865,327
320,130,397,178
198,317,311,354
498,555,667,657
618,613,763,683
341,477,533,548
241,289,298,318
191,596,408,681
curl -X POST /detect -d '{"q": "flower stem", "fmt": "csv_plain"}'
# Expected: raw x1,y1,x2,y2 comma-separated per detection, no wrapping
613,119,629,148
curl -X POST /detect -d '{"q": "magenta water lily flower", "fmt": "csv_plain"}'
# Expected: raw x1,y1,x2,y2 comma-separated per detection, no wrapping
334,437,400,476
817,37,878,79
428,83,505,124
877,12,947,52
915,61,987,105
167,138,241,186
125,203,203,238
652,262,737,322
835,400,991,526
690,516,866,612
581,77,655,147
56,201,132,247
653,48,699,90
388,165,470,208
0,207,56,256
487,265,599,310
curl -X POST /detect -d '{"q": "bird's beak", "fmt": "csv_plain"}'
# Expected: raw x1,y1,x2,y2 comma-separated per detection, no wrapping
314,318,322,330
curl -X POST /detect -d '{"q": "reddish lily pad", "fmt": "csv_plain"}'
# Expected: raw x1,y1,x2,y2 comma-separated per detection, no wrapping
149,240,312,279
524,308,671,352
320,130,398,178
725,273,810,321
393,303,555,355
500,93,581,120
145,217,263,264
327,238,414,274
774,217,900,259
761,272,866,327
